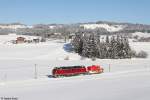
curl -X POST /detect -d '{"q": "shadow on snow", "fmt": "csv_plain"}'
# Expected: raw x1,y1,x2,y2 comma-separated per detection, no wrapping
63,43,74,53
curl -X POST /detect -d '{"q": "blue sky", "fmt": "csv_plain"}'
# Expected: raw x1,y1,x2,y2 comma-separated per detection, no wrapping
0,0,150,25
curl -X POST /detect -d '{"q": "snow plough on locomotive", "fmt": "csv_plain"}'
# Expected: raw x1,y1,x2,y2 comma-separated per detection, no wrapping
52,65,104,78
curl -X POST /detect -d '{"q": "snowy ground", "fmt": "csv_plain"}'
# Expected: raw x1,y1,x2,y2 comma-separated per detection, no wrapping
0,70,150,100
0,34,150,100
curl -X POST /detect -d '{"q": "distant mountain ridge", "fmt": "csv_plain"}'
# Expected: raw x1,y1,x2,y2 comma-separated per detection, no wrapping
0,21,150,35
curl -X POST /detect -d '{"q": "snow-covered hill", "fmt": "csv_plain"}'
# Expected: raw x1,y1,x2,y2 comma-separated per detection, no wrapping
132,32,150,38
80,24,124,32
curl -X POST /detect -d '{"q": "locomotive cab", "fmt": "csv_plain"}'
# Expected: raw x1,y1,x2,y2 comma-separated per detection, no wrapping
87,65,104,74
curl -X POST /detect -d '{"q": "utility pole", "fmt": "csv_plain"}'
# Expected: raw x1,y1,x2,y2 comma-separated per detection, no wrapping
34,64,37,79
109,64,111,72
4,74,7,82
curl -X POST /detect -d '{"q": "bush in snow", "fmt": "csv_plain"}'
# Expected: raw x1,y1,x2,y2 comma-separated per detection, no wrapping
80,56,86,60
91,57,96,61
130,50,137,58
136,51,148,58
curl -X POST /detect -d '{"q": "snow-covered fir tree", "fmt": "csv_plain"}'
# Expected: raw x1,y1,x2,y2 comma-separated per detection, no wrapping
82,33,97,58
71,33,83,54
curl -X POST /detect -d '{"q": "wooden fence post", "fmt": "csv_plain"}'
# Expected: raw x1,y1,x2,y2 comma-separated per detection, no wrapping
109,64,111,72
34,64,38,79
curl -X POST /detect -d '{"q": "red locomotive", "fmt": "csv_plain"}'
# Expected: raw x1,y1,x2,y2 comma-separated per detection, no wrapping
87,65,104,74
52,66,87,77
52,65,104,78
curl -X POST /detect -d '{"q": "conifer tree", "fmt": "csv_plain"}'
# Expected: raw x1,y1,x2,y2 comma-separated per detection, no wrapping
71,33,83,54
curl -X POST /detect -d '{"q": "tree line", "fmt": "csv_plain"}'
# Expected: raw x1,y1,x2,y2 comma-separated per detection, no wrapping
72,33,135,59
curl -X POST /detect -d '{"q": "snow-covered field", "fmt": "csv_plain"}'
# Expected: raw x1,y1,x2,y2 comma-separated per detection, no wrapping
1,70,150,100
132,32,150,38
0,34,150,100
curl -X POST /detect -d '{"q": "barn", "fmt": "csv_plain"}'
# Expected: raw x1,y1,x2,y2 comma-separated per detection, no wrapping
16,37,26,44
